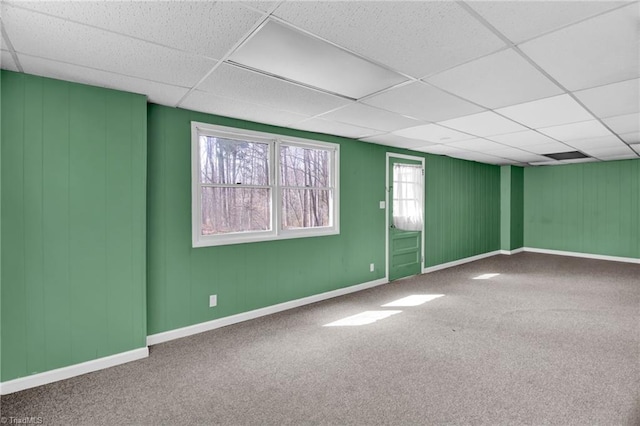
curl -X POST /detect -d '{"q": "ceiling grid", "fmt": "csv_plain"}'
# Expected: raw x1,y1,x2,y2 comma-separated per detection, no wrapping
0,0,637,166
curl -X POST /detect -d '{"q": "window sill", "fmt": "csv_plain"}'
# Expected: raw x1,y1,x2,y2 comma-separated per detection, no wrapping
192,227,340,248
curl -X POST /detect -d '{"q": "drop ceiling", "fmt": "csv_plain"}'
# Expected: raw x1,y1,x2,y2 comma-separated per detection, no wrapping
1,0,638,166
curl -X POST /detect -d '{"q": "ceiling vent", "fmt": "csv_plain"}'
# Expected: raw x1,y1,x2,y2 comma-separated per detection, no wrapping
542,151,589,161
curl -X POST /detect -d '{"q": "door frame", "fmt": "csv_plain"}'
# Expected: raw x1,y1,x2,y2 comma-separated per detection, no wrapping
385,153,426,281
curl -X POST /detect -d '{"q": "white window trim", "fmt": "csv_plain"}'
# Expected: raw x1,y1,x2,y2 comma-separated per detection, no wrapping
191,122,340,248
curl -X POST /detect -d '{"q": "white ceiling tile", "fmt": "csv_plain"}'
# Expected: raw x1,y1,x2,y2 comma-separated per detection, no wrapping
620,132,640,144
530,160,561,166
197,63,351,117
496,94,594,129
488,130,560,148
18,54,189,106
519,4,639,91
1,50,19,72
181,90,311,128
592,154,638,161
565,134,627,150
362,81,485,122
361,134,436,149
439,111,527,137
416,144,473,155
230,20,407,99
582,144,636,159
538,120,614,142
484,148,549,163
12,1,263,60
603,114,640,135
393,124,475,143
426,49,563,109
520,142,576,155
467,1,628,44
631,144,640,154
316,103,423,133
559,158,601,164
273,2,506,78
2,5,216,87
290,118,381,139
446,151,508,165
493,159,523,166
574,79,639,119
242,2,278,13
446,139,507,151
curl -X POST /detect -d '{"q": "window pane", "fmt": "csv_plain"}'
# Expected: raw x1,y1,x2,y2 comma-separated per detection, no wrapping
282,189,331,229
392,164,423,232
200,136,269,185
201,187,271,235
280,145,330,188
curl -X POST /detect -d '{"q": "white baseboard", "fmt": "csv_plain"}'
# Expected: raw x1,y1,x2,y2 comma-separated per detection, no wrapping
147,277,389,346
422,250,501,274
500,248,524,255
3,246,633,395
523,247,639,264
0,347,148,395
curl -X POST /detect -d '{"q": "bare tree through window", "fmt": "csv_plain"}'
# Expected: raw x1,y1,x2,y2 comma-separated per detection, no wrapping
200,136,271,235
199,138,332,235
192,123,339,246
280,144,331,229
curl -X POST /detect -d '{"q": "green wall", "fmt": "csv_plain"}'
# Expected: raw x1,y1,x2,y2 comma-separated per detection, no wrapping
2,69,637,386
425,156,500,267
524,160,639,258
147,104,500,335
500,165,524,251
0,71,147,382
0,71,501,382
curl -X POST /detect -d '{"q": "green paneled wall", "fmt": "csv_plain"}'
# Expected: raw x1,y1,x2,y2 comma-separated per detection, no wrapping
510,166,524,249
524,159,640,258
0,71,147,382
424,156,500,267
500,165,524,251
0,71,502,382
147,104,501,334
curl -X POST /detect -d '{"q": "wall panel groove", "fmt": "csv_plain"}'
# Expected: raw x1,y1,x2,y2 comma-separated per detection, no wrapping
524,160,639,259
1,71,147,382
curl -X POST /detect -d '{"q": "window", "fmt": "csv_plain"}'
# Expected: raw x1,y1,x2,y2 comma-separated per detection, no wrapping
192,122,339,247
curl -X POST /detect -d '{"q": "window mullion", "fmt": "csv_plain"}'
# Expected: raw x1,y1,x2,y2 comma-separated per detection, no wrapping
273,139,279,236
192,122,339,248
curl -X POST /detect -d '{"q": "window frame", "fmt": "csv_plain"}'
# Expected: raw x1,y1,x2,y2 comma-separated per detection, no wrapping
191,122,340,248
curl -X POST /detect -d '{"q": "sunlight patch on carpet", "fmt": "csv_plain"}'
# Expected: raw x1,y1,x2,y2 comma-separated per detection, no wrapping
381,294,444,307
323,310,402,327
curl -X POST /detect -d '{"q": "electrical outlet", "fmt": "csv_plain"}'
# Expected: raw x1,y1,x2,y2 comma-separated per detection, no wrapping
379,201,386,209
209,295,217,307
370,263,375,272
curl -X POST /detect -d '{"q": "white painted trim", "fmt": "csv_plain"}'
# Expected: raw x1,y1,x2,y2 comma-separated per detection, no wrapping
523,247,639,264
500,248,524,255
422,250,501,274
191,121,340,248
0,347,148,395
147,277,389,346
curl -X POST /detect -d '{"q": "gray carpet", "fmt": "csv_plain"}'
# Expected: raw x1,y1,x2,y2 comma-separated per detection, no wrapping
2,253,639,425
